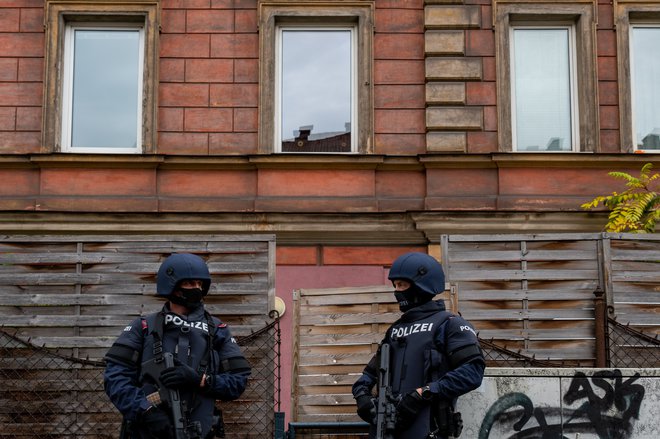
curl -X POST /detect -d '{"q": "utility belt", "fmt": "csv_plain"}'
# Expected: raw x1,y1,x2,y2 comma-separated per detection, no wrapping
429,399,463,439
119,406,225,439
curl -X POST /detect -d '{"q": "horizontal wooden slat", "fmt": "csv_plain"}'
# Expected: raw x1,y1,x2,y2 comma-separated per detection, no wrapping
0,234,272,243
450,269,598,281
456,288,597,301
448,249,597,262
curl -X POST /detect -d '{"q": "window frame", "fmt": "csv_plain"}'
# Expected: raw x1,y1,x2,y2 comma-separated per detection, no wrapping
509,23,579,152
494,1,598,152
43,0,159,154
616,3,660,153
258,1,374,154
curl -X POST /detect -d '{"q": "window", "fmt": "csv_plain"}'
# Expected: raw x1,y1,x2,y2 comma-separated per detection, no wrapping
43,1,158,153
277,26,356,153
62,24,144,152
495,2,598,152
258,2,374,154
510,26,577,151
630,25,660,151
616,5,660,153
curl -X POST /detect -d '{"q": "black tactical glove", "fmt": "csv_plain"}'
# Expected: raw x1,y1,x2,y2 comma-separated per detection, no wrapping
396,390,428,431
356,394,377,424
160,362,202,389
140,406,174,439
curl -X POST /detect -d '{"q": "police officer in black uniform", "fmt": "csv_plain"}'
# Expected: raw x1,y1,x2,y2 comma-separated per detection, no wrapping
104,253,251,439
352,252,485,438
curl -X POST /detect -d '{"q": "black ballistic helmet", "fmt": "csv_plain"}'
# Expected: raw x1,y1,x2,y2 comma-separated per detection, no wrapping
156,253,212,296
387,252,445,296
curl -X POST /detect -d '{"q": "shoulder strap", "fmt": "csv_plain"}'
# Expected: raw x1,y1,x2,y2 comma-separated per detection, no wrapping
147,312,166,362
197,311,216,374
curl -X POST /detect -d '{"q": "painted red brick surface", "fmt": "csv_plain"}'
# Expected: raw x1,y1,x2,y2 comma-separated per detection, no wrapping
277,247,319,265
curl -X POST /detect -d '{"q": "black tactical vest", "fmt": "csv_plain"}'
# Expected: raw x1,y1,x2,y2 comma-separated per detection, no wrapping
386,303,452,438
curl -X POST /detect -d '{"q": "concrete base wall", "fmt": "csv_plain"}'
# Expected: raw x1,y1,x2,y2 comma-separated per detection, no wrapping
456,368,660,439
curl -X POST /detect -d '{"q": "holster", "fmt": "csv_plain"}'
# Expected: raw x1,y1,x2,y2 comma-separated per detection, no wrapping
432,400,463,438
119,418,135,439
207,407,225,439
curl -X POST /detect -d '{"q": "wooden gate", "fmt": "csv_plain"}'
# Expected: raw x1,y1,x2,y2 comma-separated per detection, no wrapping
291,285,400,423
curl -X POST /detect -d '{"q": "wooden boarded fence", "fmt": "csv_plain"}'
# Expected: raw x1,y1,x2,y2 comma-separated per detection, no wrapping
441,233,660,365
0,234,275,358
0,234,276,438
441,233,602,365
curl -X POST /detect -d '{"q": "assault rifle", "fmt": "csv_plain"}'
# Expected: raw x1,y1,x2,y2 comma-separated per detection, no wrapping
140,352,202,439
375,343,397,439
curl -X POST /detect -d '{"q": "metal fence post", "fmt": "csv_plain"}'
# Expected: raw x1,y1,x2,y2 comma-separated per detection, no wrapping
594,286,607,367
274,412,286,439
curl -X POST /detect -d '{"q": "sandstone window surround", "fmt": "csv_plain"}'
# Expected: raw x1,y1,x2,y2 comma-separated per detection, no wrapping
494,0,598,152
43,0,159,154
616,0,660,153
258,1,374,154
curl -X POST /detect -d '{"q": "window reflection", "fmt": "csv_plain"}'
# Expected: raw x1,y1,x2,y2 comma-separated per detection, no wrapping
632,26,660,151
279,29,353,152
512,28,573,151
70,29,141,149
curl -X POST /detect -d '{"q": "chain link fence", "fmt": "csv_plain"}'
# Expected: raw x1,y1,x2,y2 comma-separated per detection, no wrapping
607,317,660,368
2,316,659,438
478,337,564,368
0,318,280,439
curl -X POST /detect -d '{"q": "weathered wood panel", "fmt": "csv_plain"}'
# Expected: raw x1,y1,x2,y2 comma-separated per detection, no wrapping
442,233,660,364
442,234,602,365
292,284,403,423
605,234,660,335
0,234,275,359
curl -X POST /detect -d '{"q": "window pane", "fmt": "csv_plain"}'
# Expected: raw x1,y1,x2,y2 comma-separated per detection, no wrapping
512,28,573,151
632,26,660,150
280,29,352,152
71,29,140,149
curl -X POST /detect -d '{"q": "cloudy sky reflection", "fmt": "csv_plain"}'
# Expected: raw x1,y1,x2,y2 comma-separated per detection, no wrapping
71,29,140,148
632,27,660,148
281,29,352,141
513,28,572,151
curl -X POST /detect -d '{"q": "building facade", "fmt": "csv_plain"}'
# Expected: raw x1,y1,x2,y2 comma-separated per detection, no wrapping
2,0,660,420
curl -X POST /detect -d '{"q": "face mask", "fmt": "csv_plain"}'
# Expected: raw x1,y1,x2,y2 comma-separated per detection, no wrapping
393,284,432,312
170,287,204,310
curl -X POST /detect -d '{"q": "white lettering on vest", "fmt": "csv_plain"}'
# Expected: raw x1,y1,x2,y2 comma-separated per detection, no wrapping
164,314,209,333
123,325,132,332
460,325,477,336
390,322,434,339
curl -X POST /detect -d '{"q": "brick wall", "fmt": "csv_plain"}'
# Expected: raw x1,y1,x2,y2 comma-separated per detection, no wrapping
0,0,43,153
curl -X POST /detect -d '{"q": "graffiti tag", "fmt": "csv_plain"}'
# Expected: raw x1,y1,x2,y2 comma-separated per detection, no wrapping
478,370,645,439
